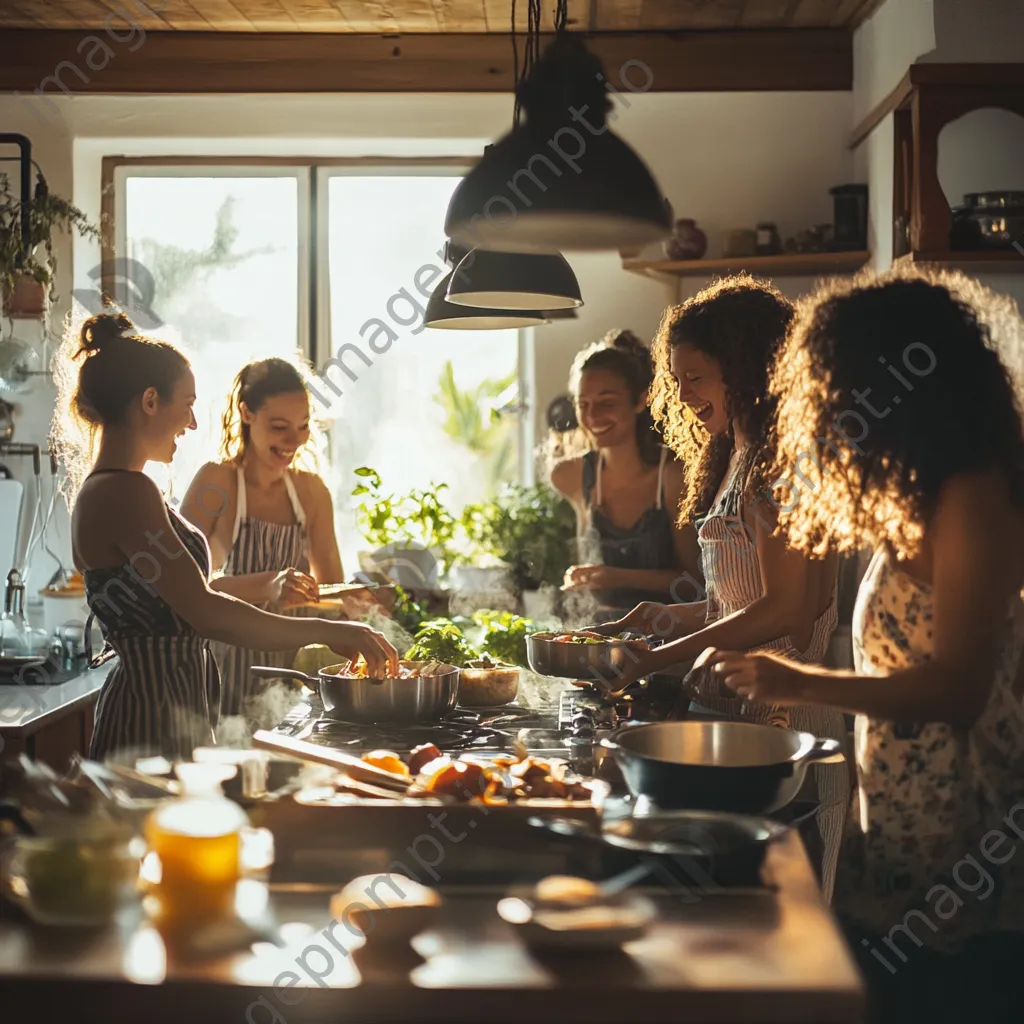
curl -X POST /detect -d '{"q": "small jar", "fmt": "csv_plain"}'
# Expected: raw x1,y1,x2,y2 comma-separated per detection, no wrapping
755,222,782,256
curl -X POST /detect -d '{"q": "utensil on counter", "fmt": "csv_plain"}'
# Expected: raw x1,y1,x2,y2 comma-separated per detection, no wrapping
600,720,843,814
250,659,460,724
316,581,394,597
250,730,413,792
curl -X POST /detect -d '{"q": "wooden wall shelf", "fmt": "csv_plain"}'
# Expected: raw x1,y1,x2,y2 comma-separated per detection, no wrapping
895,250,1024,271
622,251,870,279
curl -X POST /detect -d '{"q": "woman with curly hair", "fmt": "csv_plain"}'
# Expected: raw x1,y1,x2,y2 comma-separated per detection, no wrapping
550,329,701,614
597,276,849,899
707,268,1024,1019
181,357,352,723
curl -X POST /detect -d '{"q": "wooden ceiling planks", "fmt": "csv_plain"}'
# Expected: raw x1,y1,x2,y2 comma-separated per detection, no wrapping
0,0,886,30
0,28,852,91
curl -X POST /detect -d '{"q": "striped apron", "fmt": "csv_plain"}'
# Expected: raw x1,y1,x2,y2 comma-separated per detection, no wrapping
212,464,310,726
85,502,220,766
693,453,850,901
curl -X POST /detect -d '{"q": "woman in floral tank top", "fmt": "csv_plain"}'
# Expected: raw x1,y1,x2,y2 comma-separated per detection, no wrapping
706,267,1024,1022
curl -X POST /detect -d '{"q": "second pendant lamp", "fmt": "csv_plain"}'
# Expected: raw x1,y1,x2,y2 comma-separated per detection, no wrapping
446,248,583,311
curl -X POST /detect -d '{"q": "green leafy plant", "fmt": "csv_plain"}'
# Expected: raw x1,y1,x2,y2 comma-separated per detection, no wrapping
473,610,537,667
0,172,104,307
391,585,429,636
461,484,576,591
404,621,476,667
351,467,460,574
434,360,518,496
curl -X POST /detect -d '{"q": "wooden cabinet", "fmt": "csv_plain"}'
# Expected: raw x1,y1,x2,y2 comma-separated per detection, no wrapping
851,62,1024,268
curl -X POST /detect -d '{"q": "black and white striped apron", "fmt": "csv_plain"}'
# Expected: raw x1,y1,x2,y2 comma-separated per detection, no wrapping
85,493,220,766
212,464,309,724
693,452,850,901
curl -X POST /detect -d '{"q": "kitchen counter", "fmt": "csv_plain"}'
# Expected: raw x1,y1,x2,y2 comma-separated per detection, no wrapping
0,830,865,1023
0,659,112,739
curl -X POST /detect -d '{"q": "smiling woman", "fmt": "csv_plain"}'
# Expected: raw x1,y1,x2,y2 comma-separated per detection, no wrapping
181,357,348,729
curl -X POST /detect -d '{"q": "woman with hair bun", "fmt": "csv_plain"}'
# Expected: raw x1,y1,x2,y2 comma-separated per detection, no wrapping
181,357,352,724
50,315,397,765
550,329,702,616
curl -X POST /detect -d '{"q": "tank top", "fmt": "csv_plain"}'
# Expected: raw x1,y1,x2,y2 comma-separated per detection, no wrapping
211,464,310,725
837,549,1024,949
579,446,678,609
83,469,220,765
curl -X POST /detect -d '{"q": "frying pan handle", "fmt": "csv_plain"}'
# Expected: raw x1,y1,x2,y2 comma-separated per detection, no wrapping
250,666,318,691
799,738,845,764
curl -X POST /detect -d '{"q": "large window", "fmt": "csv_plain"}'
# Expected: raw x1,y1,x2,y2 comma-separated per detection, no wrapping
112,161,529,571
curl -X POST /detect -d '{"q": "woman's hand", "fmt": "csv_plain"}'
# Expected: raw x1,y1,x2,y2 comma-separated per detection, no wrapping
591,601,673,637
705,649,810,706
267,568,319,608
325,621,400,678
562,564,622,591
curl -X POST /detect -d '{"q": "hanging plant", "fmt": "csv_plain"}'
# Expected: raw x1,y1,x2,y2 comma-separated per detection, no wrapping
0,171,104,315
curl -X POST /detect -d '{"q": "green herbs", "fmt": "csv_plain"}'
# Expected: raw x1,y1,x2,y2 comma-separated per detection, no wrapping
352,468,460,575
402,611,536,669
461,484,576,590
404,622,476,668
473,609,537,667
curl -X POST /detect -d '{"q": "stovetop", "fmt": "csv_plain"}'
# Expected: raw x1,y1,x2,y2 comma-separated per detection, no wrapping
271,678,685,769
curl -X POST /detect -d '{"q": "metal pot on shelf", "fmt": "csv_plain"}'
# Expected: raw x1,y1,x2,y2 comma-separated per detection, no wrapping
600,720,844,814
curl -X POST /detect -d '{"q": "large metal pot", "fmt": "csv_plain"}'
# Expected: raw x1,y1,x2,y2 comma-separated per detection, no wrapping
250,660,460,724
526,631,650,683
600,721,843,814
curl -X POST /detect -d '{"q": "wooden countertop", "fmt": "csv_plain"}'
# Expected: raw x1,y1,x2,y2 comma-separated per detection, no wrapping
0,830,865,1023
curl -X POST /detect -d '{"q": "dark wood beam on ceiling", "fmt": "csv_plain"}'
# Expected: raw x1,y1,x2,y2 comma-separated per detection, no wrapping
0,29,852,94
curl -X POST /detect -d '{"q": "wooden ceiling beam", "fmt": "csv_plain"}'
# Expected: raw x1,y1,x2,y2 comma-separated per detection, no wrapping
0,28,852,93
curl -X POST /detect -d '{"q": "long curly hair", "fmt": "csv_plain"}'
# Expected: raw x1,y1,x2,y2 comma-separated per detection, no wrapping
650,275,795,524
543,328,664,466
50,311,190,503
767,265,1024,560
220,356,321,473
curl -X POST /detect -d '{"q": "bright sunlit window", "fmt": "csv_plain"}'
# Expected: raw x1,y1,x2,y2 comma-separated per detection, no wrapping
113,162,527,570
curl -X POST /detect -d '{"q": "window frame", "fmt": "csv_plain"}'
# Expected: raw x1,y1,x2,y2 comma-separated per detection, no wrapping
101,155,535,486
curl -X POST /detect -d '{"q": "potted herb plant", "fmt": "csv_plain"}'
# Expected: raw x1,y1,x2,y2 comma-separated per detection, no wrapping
1,172,103,318
461,483,576,617
351,467,460,589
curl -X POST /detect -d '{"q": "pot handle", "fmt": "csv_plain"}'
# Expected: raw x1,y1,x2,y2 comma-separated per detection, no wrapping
250,666,318,692
798,737,846,765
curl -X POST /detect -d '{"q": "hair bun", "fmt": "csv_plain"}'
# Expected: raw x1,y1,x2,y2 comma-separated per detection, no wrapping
604,329,650,363
80,313,135,354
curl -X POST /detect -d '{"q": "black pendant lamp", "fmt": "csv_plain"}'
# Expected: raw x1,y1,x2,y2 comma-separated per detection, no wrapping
423,243,548,330
444,2,671,253
446,247,583,311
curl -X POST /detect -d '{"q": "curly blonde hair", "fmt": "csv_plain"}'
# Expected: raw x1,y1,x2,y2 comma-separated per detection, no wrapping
220,356,322,474
650,274,795,525
766,264,1024,560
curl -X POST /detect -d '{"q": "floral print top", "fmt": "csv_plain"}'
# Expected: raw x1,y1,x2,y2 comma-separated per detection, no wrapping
835,548,1024,951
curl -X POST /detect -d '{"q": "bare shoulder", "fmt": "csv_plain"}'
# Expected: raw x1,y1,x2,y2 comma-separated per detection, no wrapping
182,461,236,523
291,469,333,510
550,455,586,499
80,469,164,508
936,468,1015,526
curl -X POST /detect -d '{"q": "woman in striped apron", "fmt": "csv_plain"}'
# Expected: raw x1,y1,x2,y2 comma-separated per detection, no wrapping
551,330,701,618
182,358,350,727
597,276,850,900
52,314,397,765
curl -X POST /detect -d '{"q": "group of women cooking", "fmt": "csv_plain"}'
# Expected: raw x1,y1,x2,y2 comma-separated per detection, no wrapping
552,268,1024,1020
54,262,1024,1019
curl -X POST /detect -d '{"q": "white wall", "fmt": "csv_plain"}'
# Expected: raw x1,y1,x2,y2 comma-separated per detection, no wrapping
4,86,856,453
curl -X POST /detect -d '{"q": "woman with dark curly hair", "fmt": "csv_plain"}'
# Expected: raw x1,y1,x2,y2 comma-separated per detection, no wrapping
707,268,1024,1020
597,276,849,899
550,329,701,614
